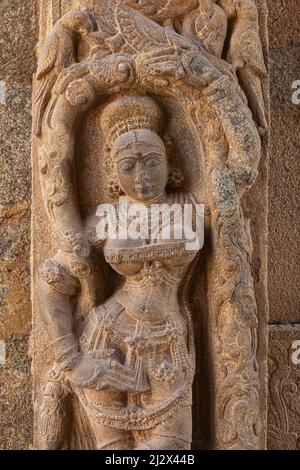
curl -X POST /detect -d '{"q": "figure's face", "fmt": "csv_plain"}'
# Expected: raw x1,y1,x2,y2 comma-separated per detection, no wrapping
113,129,168,202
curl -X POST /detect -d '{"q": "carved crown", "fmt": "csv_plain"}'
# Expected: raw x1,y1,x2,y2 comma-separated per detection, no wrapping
101,94,163,145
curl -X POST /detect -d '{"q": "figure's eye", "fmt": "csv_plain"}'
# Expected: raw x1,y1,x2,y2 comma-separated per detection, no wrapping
146,158,161,168
120,160,135,172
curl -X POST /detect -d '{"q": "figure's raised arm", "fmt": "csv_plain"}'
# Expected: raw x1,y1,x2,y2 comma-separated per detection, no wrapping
135,45,261,193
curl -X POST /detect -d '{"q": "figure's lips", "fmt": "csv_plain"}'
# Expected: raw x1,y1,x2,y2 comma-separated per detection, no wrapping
134,183,153,194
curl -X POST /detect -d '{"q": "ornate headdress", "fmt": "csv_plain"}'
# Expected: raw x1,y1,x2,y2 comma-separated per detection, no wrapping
101,94,163,146
101,94,185,198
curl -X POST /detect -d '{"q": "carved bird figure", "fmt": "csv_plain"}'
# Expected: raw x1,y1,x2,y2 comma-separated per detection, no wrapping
34,9,94,136
227,0,268,131
120,1,227,58
194,0,227,57
120,0,199,23
113,3,196,55
83,17,116,58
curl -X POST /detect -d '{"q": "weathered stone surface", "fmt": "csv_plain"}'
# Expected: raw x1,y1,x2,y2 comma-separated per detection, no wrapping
0,83,32,336
266,0,300,449
0,0,37,450
268,0,300,324
0,335,33,449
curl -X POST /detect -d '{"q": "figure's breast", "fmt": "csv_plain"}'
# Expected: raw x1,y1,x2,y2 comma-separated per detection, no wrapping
103,237,198,322
103,236,199,278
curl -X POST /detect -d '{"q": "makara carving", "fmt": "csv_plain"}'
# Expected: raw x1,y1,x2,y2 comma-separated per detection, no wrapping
33,0,269,449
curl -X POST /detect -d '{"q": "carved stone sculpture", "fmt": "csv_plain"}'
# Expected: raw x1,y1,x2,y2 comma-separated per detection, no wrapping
32,0,269,450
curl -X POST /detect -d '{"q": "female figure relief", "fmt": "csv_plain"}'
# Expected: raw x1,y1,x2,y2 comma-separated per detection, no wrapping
34,1,268,450
38,95,200,450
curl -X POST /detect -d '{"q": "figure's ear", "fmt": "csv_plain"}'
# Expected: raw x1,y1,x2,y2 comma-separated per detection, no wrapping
103,146,124,200
105,178,124,200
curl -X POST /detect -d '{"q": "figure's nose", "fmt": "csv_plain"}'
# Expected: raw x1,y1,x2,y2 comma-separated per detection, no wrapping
134,162,149,183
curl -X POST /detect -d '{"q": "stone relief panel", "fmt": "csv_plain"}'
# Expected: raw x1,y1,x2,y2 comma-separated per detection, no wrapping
32,0,269,449
268,325,300,450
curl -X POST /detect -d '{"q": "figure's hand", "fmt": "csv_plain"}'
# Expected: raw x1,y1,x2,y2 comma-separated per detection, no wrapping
64,352,107,388
89,52,136,91
62,352,145,392
136,46,222,89
54,62,91,95
136,46,187,81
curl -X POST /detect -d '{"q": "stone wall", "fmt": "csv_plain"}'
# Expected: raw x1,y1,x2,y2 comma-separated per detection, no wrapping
0,0,299,449
0,0,37,449
267,0,300,450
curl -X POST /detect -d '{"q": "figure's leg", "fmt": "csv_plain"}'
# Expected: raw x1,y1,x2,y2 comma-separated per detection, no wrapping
134,407,192,450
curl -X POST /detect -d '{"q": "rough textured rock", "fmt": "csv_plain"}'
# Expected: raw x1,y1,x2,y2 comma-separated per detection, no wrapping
268,0,300,324
266,0,300,449
0,0,37,450
0,336,33,449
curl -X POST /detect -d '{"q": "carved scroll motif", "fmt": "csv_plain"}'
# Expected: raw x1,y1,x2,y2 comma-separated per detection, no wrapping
33,0,269,449
268,326,300,450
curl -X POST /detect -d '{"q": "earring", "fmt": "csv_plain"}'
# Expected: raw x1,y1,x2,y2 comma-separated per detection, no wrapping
168,168,184,190
105,178,123,199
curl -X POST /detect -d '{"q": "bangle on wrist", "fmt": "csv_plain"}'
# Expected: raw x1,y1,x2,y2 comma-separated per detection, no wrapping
50,334,80,371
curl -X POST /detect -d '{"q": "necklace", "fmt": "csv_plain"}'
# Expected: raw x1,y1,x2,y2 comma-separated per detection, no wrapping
110,195,185,241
